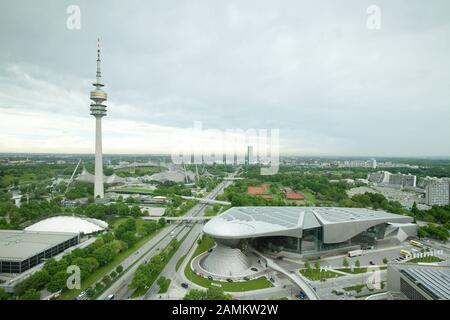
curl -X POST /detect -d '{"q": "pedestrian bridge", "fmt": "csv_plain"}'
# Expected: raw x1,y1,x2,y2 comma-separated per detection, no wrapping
250,248,320,300
142,216,213,222
181,196,231,206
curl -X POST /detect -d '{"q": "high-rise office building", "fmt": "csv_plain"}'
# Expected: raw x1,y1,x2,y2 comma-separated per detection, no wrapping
425,179,449,206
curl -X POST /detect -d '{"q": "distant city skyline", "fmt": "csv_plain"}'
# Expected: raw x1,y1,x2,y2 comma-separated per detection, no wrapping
1,0,450,157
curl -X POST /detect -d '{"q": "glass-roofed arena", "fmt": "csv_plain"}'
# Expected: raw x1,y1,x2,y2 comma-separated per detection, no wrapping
199,207,417,278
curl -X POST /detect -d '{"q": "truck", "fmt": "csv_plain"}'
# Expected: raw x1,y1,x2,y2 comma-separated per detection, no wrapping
348,249,363,257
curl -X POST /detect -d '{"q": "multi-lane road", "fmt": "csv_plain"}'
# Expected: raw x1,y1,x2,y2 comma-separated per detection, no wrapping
97,169,238,300
142,177,235,300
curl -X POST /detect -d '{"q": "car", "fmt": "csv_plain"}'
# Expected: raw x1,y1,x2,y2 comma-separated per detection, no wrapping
207,276,213,280
208,249,213,253
243,276,250,281
335,290,344,296
105,294,115,300
226,278,233,282
369,261,375,265
181,283,189,289
276,256,283,260
77,291,88,300
320,278,327,282
250,267,258,272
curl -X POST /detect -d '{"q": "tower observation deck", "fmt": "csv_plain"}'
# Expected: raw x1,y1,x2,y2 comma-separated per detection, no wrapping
90,39,107,198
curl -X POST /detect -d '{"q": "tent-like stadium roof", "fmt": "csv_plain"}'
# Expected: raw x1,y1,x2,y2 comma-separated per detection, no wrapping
25,216,108,235
203,207,413,243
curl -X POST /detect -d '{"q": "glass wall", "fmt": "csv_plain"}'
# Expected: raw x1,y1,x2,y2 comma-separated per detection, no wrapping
252,223,388,255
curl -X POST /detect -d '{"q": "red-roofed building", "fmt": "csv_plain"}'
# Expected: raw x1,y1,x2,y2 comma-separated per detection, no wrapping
286,192,305,200
261,194,273,199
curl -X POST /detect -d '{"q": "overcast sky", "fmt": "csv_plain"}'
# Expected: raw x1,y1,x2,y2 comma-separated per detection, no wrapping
0,0,449,157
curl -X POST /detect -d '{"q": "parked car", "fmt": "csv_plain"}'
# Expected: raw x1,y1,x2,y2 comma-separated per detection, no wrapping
207,276,213,280
369,261,375,265
243,276,250,281
105,294,115,300
181,283,189,289
226,278,233,283
250,267,258,272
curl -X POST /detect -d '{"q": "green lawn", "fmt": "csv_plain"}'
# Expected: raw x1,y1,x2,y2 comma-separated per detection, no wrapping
175,254,187,272
407,256,443,263
344,282,386,293
59,224,163,300
183,236,273,292
300,268,342,281
337,267,368,274
158,278,171,294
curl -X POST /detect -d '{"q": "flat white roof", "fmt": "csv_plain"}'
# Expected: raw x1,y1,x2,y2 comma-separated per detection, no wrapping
25,216,108,235
0,230,78,261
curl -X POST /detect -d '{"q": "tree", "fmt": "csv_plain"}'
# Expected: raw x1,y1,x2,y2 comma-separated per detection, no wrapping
206,287,232,300
47,271,68,293
304,260,311,270
355,259,361,268
0,288,10,300
382,257,388,264
184,289,206,300
343,258,349,268
157,276,171,293
314,260,320,270
29,270,51,290
130,205,141,217
158,218,166,228
21,289,41,300
184,287,231,300
116,265,124,274
102,275,112,285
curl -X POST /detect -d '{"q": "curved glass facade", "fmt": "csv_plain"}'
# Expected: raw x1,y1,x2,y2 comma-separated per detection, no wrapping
251,223,388,254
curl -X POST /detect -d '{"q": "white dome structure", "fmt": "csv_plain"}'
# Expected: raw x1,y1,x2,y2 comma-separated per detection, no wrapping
200,244,251,277
25,216,108,235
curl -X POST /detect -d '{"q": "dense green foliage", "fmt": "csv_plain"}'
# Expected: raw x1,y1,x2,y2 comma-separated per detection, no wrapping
414,205,450,225
342,192,406,214
183,287,232,300
13,218,165,299
418,224,449,241
129,238,180,293
157,276,171,293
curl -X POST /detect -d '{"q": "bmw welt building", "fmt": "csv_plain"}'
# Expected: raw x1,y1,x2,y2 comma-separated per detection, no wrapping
202,207,416,272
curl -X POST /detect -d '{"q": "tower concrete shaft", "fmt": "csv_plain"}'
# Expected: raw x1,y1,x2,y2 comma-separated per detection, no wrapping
90,38,107,199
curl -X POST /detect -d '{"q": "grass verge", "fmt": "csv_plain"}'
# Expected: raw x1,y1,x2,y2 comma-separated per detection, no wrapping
299,268,342,281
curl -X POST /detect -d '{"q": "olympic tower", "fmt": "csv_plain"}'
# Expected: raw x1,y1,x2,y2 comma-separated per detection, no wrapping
90,39,107,198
